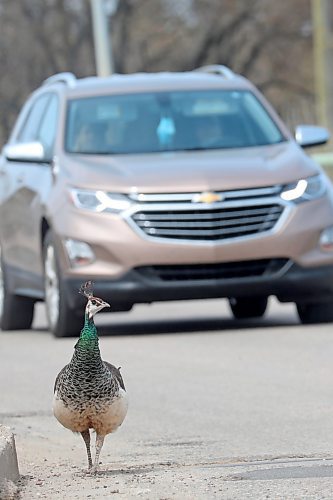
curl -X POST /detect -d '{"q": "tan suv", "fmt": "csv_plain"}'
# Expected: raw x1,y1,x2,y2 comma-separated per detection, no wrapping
0,65,332,337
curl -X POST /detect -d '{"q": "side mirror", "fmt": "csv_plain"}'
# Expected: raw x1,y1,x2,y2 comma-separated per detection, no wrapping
3,141,48,162
295,125,330,148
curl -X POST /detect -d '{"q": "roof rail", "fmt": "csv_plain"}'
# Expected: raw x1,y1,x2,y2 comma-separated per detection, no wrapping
43,72,77,88
194,65,236,79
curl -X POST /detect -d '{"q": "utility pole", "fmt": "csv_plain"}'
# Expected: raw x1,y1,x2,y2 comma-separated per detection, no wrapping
90,0,114,76
312,0,333,133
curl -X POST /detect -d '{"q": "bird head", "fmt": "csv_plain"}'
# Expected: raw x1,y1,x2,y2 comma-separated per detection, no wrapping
79,281,110,319
86,295,110,319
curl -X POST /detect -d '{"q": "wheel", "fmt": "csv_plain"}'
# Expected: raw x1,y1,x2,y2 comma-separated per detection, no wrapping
229,296,268,320
0,248,35,330
43,231,82,337
296,302,333,324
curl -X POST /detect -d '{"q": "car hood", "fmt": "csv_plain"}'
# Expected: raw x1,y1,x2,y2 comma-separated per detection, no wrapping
61,141,320,193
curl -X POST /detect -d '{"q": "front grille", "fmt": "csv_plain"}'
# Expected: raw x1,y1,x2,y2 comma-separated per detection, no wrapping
129,186,285,242
137,258,289,282
131,203,284,241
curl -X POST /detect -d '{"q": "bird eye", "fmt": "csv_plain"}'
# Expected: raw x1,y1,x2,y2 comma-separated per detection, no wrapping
91,299,97,305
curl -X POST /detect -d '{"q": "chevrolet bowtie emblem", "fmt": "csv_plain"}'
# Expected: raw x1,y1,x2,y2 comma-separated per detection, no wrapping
192,191,223,204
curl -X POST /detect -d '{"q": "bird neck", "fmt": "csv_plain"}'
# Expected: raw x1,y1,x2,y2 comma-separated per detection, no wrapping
70,314,103,369
75,313,100,354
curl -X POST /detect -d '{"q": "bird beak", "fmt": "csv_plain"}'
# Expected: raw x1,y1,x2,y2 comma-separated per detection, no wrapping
103,301,110,308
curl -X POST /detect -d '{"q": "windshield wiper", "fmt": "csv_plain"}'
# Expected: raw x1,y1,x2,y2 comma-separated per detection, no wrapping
176,145,227,152
71,149,119,155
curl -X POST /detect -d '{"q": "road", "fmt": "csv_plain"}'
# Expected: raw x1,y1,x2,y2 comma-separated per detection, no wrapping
1,298,333,499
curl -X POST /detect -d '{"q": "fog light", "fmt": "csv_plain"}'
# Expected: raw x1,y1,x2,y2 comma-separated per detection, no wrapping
65,239,95,266
319,227,333,252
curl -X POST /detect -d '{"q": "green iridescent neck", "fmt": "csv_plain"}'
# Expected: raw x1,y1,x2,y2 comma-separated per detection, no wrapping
78,313,98,344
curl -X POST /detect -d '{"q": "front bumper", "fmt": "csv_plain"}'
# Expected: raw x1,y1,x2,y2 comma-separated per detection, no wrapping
63,260,333,311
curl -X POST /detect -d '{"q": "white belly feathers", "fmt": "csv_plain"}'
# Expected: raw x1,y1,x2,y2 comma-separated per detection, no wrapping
53,388,128,435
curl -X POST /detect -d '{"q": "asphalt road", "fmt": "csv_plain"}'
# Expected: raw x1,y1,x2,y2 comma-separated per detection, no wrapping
1,298,333,499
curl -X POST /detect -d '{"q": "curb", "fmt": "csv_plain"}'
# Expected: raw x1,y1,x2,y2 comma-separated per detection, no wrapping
0,425,19,499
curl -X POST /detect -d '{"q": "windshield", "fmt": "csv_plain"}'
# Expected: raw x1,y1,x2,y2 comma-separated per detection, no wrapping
65,90,285,155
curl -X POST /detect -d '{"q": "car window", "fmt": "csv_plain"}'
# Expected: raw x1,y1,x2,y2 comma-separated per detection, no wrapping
65,90,286,155
241,93,283,145
16,94,50,143
37,94,59,156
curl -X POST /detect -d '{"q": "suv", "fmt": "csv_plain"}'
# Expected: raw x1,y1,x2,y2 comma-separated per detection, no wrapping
1,65,333,337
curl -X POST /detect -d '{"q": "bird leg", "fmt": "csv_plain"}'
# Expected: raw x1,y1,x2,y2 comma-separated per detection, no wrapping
91,433,105,473
81,430,93,469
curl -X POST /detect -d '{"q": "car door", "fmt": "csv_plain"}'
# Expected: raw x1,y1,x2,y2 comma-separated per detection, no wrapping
0,92,59,293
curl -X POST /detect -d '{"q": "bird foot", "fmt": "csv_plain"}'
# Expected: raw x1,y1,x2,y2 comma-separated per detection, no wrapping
85,466,99,475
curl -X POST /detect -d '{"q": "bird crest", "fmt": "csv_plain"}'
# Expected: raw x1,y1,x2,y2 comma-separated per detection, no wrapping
79,280,94,299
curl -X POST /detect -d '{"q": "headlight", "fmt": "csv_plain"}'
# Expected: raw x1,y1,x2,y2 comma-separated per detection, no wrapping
70,188,132,213
280,174,326,202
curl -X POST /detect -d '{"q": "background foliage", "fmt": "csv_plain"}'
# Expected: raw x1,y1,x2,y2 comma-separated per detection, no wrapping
0,0,314,146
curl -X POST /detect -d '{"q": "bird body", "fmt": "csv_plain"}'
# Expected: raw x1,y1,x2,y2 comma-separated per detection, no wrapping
53,283,128,472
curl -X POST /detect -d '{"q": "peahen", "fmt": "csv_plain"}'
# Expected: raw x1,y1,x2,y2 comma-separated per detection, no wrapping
53,281,128,473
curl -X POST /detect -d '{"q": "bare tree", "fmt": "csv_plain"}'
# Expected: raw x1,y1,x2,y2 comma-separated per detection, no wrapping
0,0,94,144
0,0,316,145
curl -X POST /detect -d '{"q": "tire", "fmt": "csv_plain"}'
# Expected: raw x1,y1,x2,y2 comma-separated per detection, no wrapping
296,302,333,324
0,248,35,330
43,231,82,337
229,296,268,320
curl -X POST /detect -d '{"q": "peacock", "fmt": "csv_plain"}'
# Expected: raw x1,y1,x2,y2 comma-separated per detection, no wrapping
53,281,128,473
